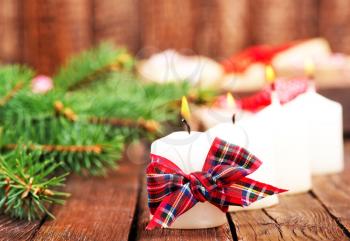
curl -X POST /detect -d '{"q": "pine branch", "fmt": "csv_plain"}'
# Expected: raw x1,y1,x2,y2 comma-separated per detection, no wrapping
53,100,78,122
4,144,103,154
0,148,69,221
0,65,34,105
88,116,161,133
1,116,124,176
0,81,24,107
54,42,135,91
67,75,190,123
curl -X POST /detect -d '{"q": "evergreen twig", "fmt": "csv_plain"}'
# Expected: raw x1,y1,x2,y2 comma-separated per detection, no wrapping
0,148,69,220
54,42,135,91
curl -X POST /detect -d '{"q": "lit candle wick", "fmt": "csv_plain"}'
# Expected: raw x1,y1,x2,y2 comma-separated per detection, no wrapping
226,93,236,125
181,118,191,134
181,96,191,134
265,65,276,91
304,58,315,80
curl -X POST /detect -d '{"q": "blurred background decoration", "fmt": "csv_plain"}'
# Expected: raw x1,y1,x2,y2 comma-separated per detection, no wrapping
1,0,350,75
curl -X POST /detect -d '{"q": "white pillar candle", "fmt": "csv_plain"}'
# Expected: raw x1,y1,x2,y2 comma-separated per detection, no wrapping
267,93,312,194
229,91,312,195
150,131,227,229
193,93,238,128
284,83,344,175
193,106,234,129
194,94,279,210
206,115,279,211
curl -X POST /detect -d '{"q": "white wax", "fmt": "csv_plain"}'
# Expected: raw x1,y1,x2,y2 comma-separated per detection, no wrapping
194,100,279,210
150,131,227,229
206,116,279,211
285,87,344,175
196,92,313,194
266,94,312,194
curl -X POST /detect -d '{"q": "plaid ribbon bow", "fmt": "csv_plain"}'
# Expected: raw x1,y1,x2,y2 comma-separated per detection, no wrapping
146,137,286,230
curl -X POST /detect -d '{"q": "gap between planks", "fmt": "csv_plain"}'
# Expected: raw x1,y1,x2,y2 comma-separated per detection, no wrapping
310,141,350,237
30,160,144,241
230,141,350,241
231,192,350,241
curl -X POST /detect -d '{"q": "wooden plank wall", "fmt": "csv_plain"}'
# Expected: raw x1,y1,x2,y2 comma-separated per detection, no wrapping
0,0,350,74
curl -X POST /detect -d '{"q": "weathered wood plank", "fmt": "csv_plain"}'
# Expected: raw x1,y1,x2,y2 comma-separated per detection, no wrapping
0,0,22,63
231,193,349,240
22,0,92,75
311,141,350,235
319,0,350,54
193,0,249,60
250,0,298,45
136,176,233,241
0,216,41,241
230,209,282,240
32,160,142,241
139,0,196,57
250,0,318,45
93,0,139,53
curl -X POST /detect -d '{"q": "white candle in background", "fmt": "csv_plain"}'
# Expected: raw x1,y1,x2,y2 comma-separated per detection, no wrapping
203,91,279,210
233,66,312,194
193,93,238,128
287,86,343,175
287,59,344,175
206,115,279,211
269,93,312,194
264,66,312,194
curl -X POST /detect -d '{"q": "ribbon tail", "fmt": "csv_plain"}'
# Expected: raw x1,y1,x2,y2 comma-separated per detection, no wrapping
146,183,197,230
226,177,287,207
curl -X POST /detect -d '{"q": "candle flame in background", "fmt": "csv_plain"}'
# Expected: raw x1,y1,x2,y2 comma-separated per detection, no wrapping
181,96,191,121
226,92,236,108
304,58,315,78
265,65,276,84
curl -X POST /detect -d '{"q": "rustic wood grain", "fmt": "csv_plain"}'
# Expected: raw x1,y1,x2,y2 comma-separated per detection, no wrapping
311,142,350,234
230,209,283,240
319,0,350,54
22,0,92,75
295,0,319,38
231,193,349,240
193,0,250,60
250,0,298,45
0,216,41,241
136,176,233,241
93,0,139,53
138,0,196,58
250,0,318,45
32,160,142,241
0,0,22,63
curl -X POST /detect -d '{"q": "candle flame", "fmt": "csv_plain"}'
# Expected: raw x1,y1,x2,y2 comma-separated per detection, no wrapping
265,65,275,84
226,92,235,108
304,58,315,78
181,96,191,120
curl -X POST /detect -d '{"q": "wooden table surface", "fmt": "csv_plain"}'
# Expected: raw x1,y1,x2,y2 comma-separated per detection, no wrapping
1,141,350,241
